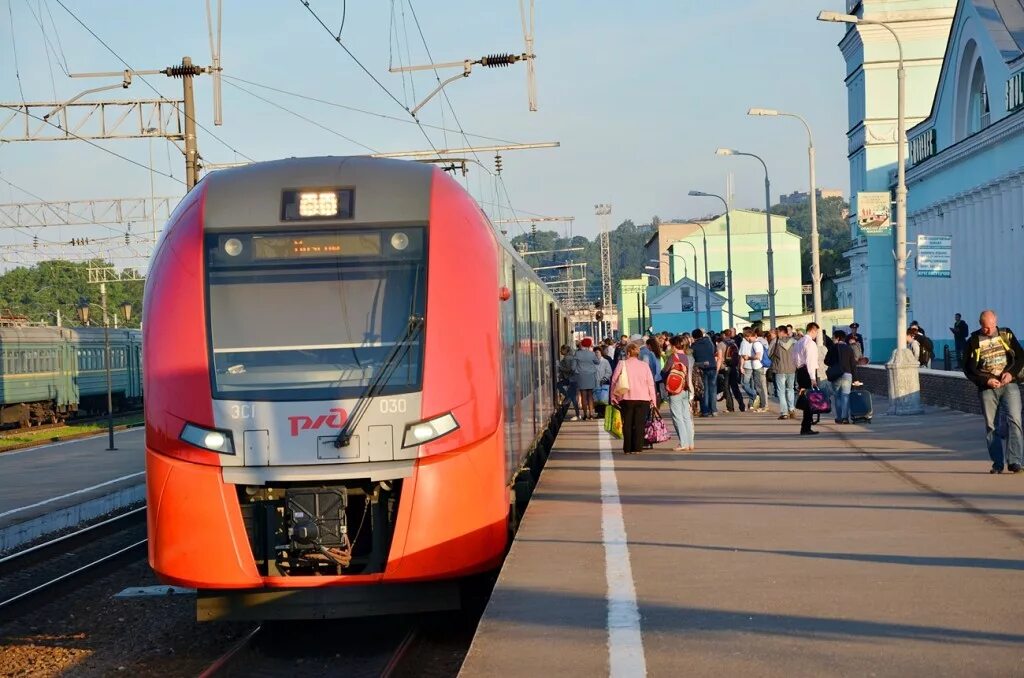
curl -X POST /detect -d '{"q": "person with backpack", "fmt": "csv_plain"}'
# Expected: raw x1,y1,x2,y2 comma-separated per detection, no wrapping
557,345,581,421
911,327,933,368
963,309,1024,474
741,328,769,412
720,329,746,413
662,334,695,451
769,325,797,420
691,328,719,416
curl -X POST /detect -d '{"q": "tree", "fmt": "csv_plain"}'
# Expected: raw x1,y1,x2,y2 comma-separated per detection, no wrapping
0,260,143,327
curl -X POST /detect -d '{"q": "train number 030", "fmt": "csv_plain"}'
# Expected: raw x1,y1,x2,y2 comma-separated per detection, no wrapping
378,399,408,414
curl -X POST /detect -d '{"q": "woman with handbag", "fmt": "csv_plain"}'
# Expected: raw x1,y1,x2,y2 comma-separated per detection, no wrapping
662,334,696,451
609,342,658,455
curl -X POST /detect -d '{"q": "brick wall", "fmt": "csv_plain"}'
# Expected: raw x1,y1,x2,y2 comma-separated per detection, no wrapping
858,365,1024,416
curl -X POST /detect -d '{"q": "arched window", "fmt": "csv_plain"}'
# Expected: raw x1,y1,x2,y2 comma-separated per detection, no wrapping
967,59,990,135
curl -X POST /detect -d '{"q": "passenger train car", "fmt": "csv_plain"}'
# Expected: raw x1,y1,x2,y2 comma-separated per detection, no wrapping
143,156,567,619
0,326,142,427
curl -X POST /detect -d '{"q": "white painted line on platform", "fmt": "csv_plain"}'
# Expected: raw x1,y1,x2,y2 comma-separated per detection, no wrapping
0,471,146,520
598,430,647,677
0,426,143,458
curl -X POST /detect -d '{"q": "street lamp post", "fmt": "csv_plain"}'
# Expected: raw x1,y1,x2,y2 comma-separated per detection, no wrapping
747,108,823,339
818,10,921,415
716,148,777,328
688,190,734,328
77,288,133,451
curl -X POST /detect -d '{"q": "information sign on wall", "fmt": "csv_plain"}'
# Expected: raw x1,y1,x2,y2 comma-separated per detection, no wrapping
746,294,769,311
856,192,892,236
917,235,951,278
680,295,695,312
709,271,725,292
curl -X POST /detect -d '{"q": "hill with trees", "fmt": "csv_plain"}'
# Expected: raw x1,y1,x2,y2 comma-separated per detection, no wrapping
0,260,143,327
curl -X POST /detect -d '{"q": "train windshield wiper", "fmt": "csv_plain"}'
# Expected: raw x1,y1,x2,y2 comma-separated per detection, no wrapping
334,314,424,448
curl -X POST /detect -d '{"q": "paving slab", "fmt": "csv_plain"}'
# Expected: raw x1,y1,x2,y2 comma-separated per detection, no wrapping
461,401,1024,677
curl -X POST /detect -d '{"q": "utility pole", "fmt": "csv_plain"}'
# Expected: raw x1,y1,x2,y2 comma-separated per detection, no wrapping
181,57,200,191
595,204,613,336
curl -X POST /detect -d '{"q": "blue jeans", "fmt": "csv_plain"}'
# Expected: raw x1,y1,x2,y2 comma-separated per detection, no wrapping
701,367,718,415
740,369,757,407
980,384,1023,467
774,372,796,415
669,391,694,447
557,379,579,417
831,373,852,422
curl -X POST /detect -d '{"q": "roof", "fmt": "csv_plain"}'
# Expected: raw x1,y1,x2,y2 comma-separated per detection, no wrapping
978,0,1024,63
646,276,726,309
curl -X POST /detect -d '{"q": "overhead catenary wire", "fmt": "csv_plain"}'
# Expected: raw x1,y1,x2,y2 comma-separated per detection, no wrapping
7,0,27,102
222,79,379,153
52,0,256,163
220,75,520,145
41,0,70,73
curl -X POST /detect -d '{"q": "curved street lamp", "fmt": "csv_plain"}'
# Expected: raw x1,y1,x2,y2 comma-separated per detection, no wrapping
716,147,777,328
688,190,735,328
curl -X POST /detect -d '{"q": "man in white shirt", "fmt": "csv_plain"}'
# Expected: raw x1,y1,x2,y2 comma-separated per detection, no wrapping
794,322,820,435
739,328,768,411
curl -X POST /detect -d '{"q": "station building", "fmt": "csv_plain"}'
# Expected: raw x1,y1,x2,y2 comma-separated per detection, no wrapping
835,0,1024,358
902,0,1024,355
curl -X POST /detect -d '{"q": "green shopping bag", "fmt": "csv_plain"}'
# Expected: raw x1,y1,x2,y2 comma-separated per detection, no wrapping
605,405,623,439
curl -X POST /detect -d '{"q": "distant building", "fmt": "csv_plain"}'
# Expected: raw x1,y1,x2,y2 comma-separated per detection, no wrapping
664,209,802,328
616,278,650,336
778,188,844,205
642,221,708,285
647,277,727,333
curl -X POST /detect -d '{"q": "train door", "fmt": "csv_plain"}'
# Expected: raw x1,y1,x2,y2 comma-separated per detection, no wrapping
549,304,559,403
503,262,520,483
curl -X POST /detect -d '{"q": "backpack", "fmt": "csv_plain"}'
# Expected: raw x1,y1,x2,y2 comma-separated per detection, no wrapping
664,355,689,395
917,335,933,367
724,341,740,368
759,343,772,369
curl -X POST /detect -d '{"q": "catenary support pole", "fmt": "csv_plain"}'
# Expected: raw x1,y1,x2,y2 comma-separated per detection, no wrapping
101,282,116,451
182,57,199,191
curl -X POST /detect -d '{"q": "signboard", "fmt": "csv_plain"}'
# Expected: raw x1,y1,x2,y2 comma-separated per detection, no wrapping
917,234,951,278
856,192,892,236
801,284,812,295
680,296,695,312
709,271,726,292
746,294,769,312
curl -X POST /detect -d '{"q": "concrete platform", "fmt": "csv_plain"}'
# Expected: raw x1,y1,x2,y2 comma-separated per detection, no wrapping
0,428,145,550
461,400,1024,677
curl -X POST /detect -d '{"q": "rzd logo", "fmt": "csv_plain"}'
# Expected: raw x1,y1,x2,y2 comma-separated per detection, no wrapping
288,408,348,437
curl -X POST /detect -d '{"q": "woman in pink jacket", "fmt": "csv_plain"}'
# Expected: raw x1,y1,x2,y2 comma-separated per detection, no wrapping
610,342,658,455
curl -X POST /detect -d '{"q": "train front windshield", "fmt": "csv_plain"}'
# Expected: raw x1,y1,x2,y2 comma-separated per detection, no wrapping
205,228,426,401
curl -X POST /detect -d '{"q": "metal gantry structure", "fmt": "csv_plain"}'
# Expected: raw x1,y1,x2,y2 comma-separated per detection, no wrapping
595,203,613,324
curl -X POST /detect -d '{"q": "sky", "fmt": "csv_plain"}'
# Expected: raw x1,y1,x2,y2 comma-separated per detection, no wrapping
0,0,854,259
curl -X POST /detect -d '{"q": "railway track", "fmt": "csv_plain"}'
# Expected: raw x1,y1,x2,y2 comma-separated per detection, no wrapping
0,507,148,623
198,620,421,678
0,408,144,438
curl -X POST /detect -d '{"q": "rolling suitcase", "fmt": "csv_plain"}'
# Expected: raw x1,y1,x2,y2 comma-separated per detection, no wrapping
849,388,873,423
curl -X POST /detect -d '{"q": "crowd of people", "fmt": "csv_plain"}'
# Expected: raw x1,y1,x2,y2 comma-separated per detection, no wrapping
557,308,1023,474
556,321,870,454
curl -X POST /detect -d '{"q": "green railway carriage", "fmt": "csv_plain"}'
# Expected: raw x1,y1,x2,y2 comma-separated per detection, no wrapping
0,326,142,427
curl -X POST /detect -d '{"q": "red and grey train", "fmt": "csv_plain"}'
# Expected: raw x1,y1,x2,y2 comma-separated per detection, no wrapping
144,156,567,619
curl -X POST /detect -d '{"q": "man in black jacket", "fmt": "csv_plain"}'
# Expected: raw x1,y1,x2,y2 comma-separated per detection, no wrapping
963,310,1024,474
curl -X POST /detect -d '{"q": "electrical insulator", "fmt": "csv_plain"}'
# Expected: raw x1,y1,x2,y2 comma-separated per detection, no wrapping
125,233,130,245
33,236,38,249
494,153,503,175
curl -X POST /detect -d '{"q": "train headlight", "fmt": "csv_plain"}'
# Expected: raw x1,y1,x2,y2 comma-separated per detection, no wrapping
390,232,409,251
180,422,235,455
401,412,459,448
224,238,243,257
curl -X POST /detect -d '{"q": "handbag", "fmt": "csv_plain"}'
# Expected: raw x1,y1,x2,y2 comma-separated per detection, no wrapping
607,406,623,439
797,387,831,414
594,385,610,404
644,410,671,444
612,365,630,398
